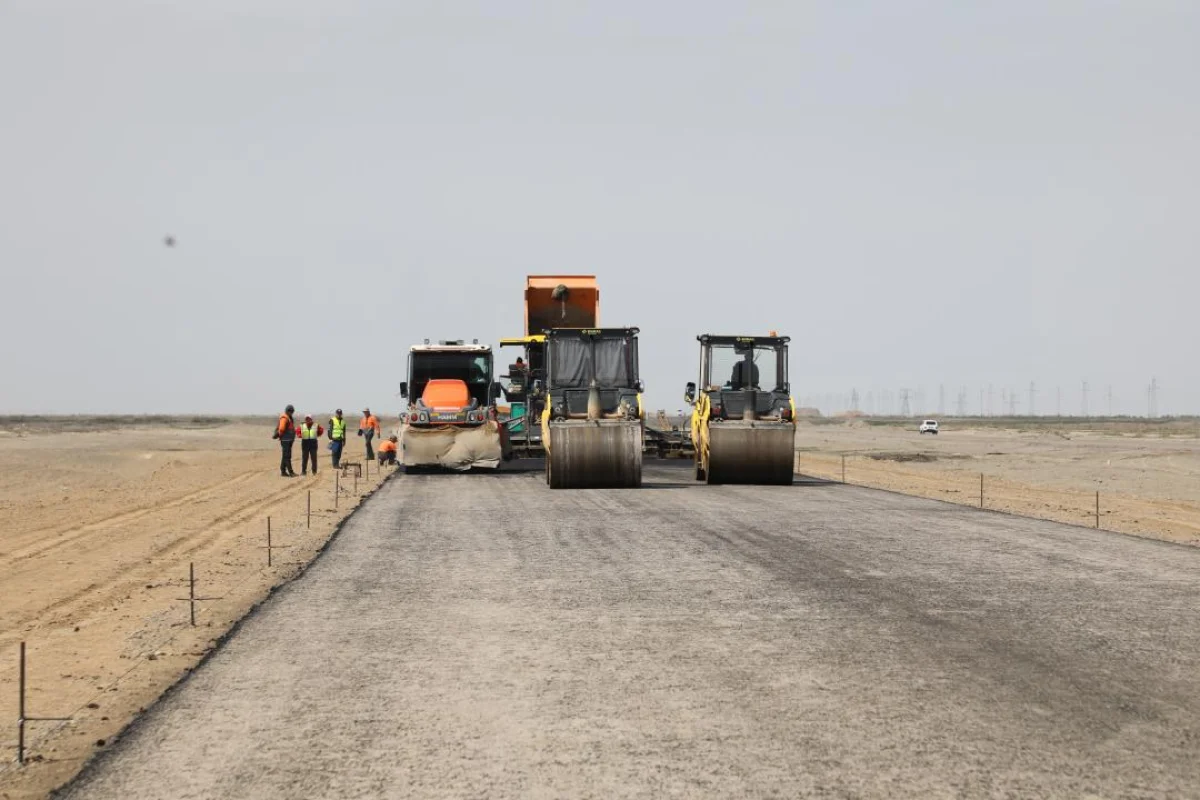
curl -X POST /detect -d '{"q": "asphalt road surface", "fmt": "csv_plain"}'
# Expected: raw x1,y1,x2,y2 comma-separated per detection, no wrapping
61,462,1200,799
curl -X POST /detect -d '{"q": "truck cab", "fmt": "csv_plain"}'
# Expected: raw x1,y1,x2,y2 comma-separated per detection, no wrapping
400,340,497,427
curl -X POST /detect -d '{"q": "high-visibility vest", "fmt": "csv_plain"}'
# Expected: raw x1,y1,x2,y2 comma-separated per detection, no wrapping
330,417,346,440
300,424,320,440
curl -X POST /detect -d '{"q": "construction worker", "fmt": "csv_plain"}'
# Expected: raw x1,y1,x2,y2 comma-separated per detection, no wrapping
272,404,297,477
378,435,399,466
327,408,347,468
297,414,324,475
358,407,380,461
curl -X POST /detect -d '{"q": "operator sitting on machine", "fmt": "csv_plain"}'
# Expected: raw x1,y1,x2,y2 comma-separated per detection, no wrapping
729,358,760,390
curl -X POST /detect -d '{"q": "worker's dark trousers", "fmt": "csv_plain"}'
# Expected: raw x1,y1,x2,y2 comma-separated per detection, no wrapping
301,439,319,474
330,439,344,468
363,431,375,460
279,438,295,475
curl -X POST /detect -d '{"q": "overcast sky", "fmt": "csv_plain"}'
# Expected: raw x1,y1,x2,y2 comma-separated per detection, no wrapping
2,1,1196,416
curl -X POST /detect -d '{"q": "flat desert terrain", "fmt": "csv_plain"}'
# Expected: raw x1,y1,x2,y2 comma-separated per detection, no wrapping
0,417,391,799
795,418,1200,545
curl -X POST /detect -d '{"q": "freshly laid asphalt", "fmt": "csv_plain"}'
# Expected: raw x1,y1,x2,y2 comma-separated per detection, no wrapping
61,461,1200,798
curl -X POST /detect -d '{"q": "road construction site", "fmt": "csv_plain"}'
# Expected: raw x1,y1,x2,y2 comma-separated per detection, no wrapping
43,458,1200,799
3,419,1200,797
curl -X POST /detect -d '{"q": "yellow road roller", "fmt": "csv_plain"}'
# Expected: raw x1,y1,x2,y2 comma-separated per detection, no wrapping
686,334,796,485
541,327,644,489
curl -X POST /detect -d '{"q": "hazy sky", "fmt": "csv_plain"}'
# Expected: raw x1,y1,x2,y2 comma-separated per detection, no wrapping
2,1,1196,416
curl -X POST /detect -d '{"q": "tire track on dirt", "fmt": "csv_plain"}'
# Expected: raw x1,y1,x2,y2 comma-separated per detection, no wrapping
0,477,324,639
1,470,261,563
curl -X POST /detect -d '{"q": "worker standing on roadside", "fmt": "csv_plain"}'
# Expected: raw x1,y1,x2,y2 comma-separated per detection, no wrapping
358,407,380,461
297,414,324,475
273,404,297,477
327,408,347,468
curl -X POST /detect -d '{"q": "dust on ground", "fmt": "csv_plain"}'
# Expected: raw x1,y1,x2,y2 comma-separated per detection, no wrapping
795,418,1200,545
0,416,392,799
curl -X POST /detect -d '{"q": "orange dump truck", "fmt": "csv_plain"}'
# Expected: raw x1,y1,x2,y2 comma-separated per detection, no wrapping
399,340,506,470
500,276,601,453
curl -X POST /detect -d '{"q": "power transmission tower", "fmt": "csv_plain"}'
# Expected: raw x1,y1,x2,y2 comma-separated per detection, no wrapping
979,388,984,416
1008,390,1017,416
1148,377,1159,418
1028,382,1036,416
956,386,967,416
900,388,912,417
1056,386,1061,417
987,384,994,417
1081,380,1089,417
938,384,945,416
850,388,860,412
1106,385,1113,417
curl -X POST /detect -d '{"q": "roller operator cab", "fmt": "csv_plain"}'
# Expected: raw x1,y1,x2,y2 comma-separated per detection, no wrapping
397,341,507,470
542,328,645,489
686,335,796,485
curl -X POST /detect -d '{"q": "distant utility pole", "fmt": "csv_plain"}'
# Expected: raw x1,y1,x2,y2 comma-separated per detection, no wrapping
900,388,912,417
987,384,994,417
1008,391,1017,416
956,386,967,417
1107,385,1113,417
979,388,984,416
1082,380,1089,417
1028,382,1036,417
938,384,945,416
1056,386,1062,417
850,388,860,412
1148,377,1159,418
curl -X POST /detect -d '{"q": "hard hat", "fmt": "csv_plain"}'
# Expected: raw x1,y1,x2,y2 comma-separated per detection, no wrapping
285,404,294,413
305,413,313,420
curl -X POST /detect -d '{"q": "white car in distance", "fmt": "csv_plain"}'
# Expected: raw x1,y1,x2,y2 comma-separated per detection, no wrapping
919,419,939,435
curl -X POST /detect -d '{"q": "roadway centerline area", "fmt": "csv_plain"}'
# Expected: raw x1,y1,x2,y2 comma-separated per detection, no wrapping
61,462,1200,799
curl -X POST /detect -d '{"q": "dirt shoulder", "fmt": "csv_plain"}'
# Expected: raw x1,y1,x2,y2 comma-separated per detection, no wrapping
795,420,1200,545
0,418,392,799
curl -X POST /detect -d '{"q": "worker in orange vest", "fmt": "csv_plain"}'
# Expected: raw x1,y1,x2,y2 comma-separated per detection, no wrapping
272,404,297,477
358,407,380,460
378,435,399,466
297,414,325,475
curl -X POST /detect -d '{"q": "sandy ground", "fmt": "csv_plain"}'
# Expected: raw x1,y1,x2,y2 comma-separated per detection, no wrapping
794,420,1200,545
59,463,1200,798
0,418,392,800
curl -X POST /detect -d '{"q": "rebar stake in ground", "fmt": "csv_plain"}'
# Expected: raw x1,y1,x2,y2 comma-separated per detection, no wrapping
15,642,71,765
176,563,222,627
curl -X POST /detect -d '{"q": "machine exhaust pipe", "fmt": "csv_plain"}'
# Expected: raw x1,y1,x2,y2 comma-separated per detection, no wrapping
587,380,602,421
744,390,757,421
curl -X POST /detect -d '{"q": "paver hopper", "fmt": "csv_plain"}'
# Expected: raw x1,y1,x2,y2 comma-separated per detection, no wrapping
399,340,506,470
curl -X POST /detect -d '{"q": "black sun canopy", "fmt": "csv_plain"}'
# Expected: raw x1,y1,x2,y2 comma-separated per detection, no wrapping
545,328,640,391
